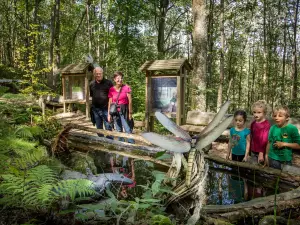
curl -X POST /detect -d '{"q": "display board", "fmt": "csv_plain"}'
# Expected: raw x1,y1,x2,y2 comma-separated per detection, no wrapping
152,77,177,114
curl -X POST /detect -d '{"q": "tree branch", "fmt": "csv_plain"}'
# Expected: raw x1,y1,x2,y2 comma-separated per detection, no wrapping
164,9,187,43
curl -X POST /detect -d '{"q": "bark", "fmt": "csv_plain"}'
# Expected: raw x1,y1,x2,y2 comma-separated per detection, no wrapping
204,187,300,223
68,141,170,168
291,0,299,101
86,1,92,53
206,0,214,111
217,0,224,109
55,0,61,68
281,9,287,105
63,123,152,145
49,0,56,86
262,0,268,101
67,131,164,154
204,154,300,186
157,0,169,57
191,0,207,111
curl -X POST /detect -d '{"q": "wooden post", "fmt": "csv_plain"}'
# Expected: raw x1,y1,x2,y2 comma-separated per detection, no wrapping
182,67,187,124
85,73,89,119
176,75,182,125
62,76,66,113
145,71,152,131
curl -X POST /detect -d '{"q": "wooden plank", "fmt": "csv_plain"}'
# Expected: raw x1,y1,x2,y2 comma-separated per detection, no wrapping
145,71,150,131
186,111,250,127
62,77,66,113
63,99,86,104
145,74,178,77
139,59,192,71
176,76,181,125
185,111,300,131
85,74,89,119
180,124,230,136
182,68,187,124
134,120,145,128
61,63,91,74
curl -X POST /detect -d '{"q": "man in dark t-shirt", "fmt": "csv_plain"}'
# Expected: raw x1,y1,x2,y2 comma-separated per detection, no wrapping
90,67,113,139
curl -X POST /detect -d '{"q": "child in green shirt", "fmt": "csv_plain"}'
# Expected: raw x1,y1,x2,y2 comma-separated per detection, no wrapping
265,106,300,169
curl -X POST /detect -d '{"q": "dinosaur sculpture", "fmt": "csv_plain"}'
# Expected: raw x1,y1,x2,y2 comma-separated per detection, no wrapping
61,168,133,194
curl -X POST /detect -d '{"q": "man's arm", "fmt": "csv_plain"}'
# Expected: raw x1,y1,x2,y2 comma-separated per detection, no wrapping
89,82,93,97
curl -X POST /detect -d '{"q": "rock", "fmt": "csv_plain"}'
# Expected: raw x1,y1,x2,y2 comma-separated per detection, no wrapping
259,215,287,225
90,151,110,171
65,151,97,174
61,170,88,180
282,164,300,175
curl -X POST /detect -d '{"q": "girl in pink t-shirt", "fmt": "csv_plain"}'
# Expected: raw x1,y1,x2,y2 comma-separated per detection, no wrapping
107,71,134,144
244,100,271,164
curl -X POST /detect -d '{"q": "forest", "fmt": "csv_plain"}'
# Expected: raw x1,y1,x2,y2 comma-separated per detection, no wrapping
1,0,300,225
1,0,299,114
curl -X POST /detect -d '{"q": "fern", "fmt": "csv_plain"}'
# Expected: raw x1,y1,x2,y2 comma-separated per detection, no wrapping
26,165,57,185
14,147,48,169
15,125,43,139
53,179,96,201
15,125,34,139
0,166,96,209
0,137,37,155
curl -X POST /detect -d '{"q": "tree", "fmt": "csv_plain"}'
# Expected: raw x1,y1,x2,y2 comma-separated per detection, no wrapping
191,0,207,111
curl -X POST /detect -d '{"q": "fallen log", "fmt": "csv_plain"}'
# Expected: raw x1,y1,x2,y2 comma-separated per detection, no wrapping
65,123,151,145
68,131,164,153
65,131,172,168
204,153,300,186
68,141,171,168
203,187,300,223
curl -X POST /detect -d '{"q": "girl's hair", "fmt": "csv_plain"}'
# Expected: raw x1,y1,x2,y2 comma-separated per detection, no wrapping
234,110,247,121
251,100,270,114
113,71,124,79
273,105,290,118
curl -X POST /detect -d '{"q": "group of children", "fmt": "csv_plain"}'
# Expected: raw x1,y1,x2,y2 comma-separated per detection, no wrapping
227,100,300,169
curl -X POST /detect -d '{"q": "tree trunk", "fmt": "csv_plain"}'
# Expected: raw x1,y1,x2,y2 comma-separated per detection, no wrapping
86,1,92,53
49,0,56,87
191,0,207,111
206,0,214,111
262,0,268,101
204,187,300,223
157,0,169,58
281,8,287,105
55,0,61,69
291,0,299,101
217,0,224,109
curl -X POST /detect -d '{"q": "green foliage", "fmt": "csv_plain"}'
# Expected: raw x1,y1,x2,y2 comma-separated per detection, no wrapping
74,169,174,224
151,215,173,225
0,64,24,79
0,165,96,209
1,93,34,101
15,125,43,140
0,86,9,96
53,179,96,201
0,100,41,125
36,117,62,140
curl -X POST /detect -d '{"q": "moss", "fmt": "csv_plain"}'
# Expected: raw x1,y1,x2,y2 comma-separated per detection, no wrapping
151,215,173,225
66,152,97,174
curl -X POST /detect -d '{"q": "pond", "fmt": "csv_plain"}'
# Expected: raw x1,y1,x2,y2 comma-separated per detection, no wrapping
97,154,294,206
206,162,292,205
